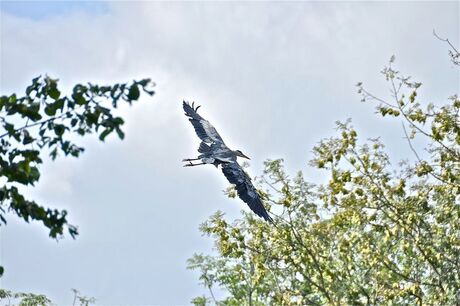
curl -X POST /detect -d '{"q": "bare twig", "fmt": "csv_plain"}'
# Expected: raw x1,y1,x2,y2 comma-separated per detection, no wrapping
433,29,460,55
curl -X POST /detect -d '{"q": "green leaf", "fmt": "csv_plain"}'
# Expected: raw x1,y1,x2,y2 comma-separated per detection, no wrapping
137,78,151,87
29,167,40,184
46,77,61,100
127,84,140,101
9,94,17,104
115,127,125,140
44,105,56,116
24,103,42,121
54,98,65,111
28,102,40,112
70,118,78,127
0,96,7,111
54,124,65,137
4,122,15,135
22,130,34,145
99,127,113,141
113,117,124,125
48,86,60,100
72,92,87,105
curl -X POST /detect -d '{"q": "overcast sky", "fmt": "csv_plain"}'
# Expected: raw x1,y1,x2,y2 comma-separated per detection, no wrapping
0,1,458,305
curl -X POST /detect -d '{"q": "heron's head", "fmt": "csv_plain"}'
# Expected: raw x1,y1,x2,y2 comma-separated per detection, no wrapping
235,150,251,160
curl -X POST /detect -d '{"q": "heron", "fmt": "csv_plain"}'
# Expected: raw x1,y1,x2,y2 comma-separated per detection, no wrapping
182,101,273,223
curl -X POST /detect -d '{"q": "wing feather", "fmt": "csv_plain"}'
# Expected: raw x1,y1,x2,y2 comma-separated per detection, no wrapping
183,101,225,144
221,162,273,222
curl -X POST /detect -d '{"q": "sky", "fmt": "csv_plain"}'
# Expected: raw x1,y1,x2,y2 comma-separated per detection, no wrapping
0,1,458,305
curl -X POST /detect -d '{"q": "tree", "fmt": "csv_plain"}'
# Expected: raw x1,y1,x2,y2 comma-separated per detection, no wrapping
188,53,460,305
0,75,155,276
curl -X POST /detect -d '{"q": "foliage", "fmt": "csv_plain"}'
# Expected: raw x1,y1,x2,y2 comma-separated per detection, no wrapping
0,288,95,306
188,56,460,305
0,289,52,306
0,75,154,275
72,288,96,306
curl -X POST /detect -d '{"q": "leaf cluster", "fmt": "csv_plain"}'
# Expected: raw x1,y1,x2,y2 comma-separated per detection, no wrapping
0,289,51,306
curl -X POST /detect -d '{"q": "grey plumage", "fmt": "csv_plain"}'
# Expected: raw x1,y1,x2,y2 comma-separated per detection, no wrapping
183,101,273,223
183,101,224,145
221,162,273,222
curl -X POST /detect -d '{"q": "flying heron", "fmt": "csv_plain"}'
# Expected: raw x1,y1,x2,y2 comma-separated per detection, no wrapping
182,101,273,223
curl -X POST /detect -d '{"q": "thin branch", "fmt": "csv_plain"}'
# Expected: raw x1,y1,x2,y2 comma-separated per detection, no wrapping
360,88,396,108
401,122,456,186
0,110,70,139
402,122,423,163
207,284,218,305
433,29,460,55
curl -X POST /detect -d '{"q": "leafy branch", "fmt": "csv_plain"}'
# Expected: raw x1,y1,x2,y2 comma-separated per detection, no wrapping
0,75,155,276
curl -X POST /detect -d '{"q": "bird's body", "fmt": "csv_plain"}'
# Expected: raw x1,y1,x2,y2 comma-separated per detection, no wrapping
197,142,235,165
182,101,273,223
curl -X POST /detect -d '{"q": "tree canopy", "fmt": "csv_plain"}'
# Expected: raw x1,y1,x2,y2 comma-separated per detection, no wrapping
188,54,460,305
0,76,155,276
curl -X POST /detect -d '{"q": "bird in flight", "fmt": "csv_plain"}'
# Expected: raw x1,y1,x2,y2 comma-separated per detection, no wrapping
182,101,273,223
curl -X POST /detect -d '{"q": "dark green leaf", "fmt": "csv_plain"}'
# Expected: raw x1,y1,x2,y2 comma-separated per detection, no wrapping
70,118,78,127
22,130,34,145
128,84,140,101
99,127,113,141
54,124,65,137
74,94,86,105
4,122,15,135
0,96,7,111
49,86,60,100
115,127,125,140
44,105,56,116
54,98,65,111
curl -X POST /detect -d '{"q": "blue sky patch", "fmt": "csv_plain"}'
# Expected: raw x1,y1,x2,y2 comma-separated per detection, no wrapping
0,0,109,20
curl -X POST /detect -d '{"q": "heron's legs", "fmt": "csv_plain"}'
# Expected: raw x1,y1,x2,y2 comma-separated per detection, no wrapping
182,158,206,167
182,158,200,162
183,162,206,167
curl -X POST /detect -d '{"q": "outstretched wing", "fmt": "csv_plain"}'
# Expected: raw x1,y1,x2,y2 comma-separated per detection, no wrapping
221,162,273,223
183,101,226,145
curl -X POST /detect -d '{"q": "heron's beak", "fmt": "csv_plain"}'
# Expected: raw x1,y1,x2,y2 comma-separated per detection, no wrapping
241,154,251,160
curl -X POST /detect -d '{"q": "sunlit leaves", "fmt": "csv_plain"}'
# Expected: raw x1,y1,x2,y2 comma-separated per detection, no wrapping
189,58,460,305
